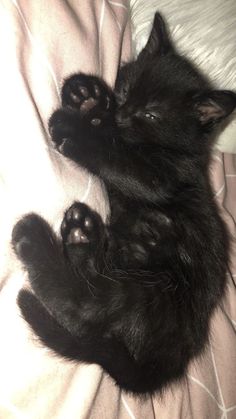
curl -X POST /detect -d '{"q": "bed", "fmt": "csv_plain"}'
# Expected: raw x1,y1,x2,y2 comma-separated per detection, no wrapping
0,1,235,418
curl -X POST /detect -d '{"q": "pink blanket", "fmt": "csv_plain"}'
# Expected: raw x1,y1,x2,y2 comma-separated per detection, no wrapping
0,1,236,418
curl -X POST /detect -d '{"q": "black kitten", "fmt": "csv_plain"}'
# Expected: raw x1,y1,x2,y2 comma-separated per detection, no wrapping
12,13,236,394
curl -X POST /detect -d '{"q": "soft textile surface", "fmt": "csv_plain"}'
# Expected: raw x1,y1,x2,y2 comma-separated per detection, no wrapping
0,1,236,418
0,1,131,417
130,0,236,153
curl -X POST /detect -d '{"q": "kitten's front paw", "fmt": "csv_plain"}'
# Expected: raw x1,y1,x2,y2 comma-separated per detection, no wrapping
61,73,115,125
12,214,54,263
61,202,101,246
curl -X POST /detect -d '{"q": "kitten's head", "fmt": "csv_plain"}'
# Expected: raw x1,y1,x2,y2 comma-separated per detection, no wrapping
115,13,236,152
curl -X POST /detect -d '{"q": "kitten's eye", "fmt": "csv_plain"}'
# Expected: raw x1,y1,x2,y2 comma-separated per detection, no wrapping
145,112,156,120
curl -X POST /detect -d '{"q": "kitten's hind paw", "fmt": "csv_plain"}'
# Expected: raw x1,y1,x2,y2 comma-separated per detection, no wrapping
61,203,107,272
61,202,104,246
12,214,56,263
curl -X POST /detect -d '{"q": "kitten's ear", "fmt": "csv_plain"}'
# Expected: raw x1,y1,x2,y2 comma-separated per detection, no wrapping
138,13,172,60
193,90,236,127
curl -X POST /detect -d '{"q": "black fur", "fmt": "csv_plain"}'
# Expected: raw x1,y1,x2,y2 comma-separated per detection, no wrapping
12,13,236,394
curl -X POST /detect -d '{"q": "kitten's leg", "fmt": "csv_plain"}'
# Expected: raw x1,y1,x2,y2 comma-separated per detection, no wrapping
18,289,143,393
12,214,90,335
12,214,174,394
12,211,110,333
17,289,83,359
12,215,144,392
59,202,129,301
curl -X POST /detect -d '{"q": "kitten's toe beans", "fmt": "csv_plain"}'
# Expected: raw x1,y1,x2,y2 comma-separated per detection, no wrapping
61,203,96,245
84,216,93,230
63,80,99,113
93,83,101,97
80,97,98,114
61,74,114,118
79,86,89,98
67,227,89,244
91,83,111,111
64,205,84,223
62,75,95,110
69,207,80,221
69,85,89,104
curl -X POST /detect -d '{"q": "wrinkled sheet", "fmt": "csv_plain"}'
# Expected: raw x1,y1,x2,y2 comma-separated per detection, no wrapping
0,1,236,418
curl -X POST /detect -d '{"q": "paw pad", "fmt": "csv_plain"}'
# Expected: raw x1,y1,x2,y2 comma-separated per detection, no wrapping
67,227,89,244
61,74,113,119
61,203,95,245
80,97,98,114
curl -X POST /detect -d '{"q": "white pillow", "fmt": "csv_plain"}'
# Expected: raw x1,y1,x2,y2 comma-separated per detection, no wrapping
130,0,236,153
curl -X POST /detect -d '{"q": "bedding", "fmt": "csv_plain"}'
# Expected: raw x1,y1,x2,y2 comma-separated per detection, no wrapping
0,0,235,418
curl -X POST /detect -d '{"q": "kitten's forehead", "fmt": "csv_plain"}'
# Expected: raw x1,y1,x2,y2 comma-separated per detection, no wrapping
131,53,208,99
